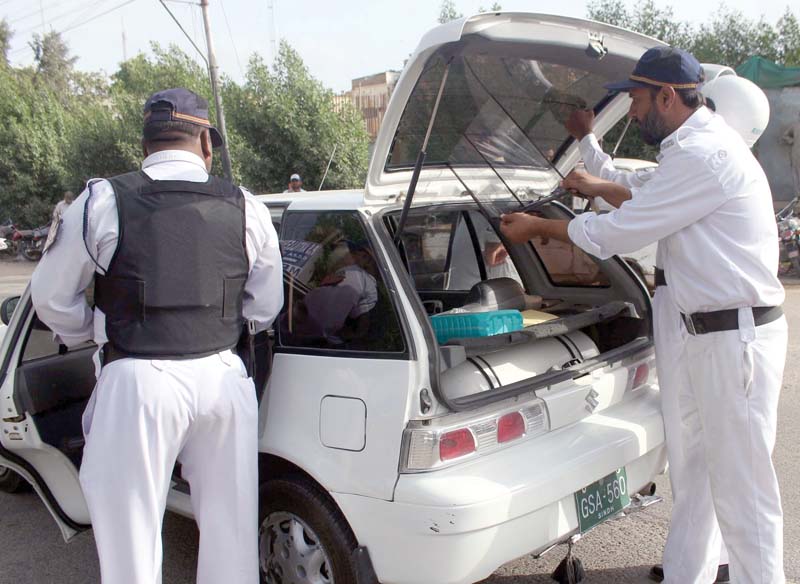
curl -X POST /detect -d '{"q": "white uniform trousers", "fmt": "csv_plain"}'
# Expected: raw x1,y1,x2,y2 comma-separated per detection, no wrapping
79,350,260,584
656,288,729,581
662,311,787,584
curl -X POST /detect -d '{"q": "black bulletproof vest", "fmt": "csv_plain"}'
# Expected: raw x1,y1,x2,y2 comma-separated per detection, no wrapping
94,170,249,359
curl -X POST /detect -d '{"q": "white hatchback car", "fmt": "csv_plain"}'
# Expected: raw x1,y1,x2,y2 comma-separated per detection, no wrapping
0,13,667,584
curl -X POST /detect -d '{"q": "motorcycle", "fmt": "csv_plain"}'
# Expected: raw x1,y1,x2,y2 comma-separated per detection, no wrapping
12,223,50,261
776,196,800,275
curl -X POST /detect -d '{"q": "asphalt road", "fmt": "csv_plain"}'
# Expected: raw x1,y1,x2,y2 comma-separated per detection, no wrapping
0,260,797,583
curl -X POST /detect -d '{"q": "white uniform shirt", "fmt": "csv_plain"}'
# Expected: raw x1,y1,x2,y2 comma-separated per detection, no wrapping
578,133,662,269
31,150,283,349
578,134,654,190
568,107,784,314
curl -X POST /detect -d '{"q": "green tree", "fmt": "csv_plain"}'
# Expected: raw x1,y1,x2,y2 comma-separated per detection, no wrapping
777,9,800,66
0,67,71,225
30,31,77,93
0,20,11,67
479,3,503,12
225,41,369,193
438,0,462,24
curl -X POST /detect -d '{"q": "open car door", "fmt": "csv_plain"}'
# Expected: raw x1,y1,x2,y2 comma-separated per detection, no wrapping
0,289,94,540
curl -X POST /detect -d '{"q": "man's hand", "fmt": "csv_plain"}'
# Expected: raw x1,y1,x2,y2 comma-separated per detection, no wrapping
565,109,595,141
561,170,606,199
500,213,546,244
484,242,509,267
500,213,573,245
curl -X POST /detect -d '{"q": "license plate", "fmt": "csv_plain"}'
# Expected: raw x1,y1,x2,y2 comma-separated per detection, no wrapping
574,468,631,533
789,250,799,258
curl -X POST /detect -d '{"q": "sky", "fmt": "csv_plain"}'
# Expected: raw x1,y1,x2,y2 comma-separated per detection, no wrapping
2,0,796,93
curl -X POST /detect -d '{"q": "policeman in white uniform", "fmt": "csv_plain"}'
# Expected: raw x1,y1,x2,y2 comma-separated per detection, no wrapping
501,47,787,584
30,88,283,584
566,74,771,582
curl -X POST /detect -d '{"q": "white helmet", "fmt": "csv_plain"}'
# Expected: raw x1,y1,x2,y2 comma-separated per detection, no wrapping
700,75,770,147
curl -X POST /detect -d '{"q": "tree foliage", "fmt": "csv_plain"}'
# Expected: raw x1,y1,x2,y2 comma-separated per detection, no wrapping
438,0,463,24
587,0,800,161
226,42,369,192
0,34,370,226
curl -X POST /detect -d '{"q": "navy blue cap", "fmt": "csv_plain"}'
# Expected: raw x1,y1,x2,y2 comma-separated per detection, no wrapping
143,88,224,148
605,46,703,92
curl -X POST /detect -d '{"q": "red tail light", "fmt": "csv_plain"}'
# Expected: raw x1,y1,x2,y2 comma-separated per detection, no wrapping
497,412,525,443
439,428,476,461
632,363,650,389
12,232,21,241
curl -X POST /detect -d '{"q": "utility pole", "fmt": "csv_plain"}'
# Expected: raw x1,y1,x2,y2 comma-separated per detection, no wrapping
200,0,233,181
121,17,128,62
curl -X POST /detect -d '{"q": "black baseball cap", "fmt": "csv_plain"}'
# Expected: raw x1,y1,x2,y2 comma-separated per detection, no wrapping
143,88,224,148
604,46,703,92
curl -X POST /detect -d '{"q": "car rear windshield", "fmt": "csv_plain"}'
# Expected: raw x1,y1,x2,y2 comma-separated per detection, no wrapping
386,51,613,170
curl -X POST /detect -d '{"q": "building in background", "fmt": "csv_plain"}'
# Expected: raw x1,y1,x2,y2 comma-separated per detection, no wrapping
335,70,401,143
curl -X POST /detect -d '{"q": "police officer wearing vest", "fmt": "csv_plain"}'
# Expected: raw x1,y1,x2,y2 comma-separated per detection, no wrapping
30,88,283,584
501,47,787,584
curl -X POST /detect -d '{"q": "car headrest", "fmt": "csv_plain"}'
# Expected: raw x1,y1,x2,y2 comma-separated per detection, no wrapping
464,278,526,312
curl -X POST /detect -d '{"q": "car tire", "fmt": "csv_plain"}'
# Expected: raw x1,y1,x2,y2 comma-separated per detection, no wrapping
0,465,30,493
259,477,359,584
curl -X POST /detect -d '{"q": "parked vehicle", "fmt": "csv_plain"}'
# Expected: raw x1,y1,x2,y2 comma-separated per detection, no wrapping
0,14,667,584
12,224,50,261
776,197,800,275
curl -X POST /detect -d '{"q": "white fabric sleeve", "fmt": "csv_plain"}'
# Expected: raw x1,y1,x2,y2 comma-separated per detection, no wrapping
567,149,731,259
30,180,118,347
242,190,284,331
578,134,651,190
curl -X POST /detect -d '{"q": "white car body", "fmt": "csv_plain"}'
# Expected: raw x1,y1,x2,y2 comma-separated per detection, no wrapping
0,13,667,584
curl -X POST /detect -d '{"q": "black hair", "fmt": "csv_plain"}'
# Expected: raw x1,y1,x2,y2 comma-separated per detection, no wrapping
143,119,203,145
648,86,705,111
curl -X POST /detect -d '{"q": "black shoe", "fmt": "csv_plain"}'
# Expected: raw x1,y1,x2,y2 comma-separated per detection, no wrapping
648,564,730,583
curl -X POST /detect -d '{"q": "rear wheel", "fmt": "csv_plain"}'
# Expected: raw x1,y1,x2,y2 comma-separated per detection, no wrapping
0,465,30,493
259,477,358,584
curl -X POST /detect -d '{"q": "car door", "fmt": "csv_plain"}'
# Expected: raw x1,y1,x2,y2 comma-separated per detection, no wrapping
0,289,93,541
261,208,421,500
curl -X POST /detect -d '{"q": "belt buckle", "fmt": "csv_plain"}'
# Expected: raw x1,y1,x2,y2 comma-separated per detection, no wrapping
684,314,697,336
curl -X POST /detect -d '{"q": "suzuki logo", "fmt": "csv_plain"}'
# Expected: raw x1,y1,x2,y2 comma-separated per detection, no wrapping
585,389,600,413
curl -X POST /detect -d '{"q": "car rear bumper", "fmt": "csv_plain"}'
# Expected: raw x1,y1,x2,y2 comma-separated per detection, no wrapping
334,387,666,584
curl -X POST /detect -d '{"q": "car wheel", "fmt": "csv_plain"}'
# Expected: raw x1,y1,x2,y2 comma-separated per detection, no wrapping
259,477,358,584
0,465,30,493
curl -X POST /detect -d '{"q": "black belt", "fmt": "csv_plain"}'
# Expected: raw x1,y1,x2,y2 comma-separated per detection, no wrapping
655,268,667,287
681,306,783,336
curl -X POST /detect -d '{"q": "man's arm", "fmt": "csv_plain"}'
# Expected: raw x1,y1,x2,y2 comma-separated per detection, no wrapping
30,185,110,347
566,109,651,198
242,192,284,331
561,170,633,209
501,149,729,258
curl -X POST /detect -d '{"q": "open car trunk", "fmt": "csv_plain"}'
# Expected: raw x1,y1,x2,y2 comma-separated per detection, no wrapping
384,199,652,413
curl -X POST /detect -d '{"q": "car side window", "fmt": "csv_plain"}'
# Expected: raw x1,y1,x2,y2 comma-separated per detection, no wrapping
21,315,93,363
278,211,404,354
398,210,523,291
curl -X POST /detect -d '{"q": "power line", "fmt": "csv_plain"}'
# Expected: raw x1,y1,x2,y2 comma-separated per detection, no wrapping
13,0,113,39
157,0,208,66
9,0,137,58
219,0,242,76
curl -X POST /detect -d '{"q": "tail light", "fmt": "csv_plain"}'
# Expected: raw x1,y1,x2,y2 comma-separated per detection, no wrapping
12,232,21,241
628,360,654,391
439,428,476,461
497,412,525,443
402,399,549,472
